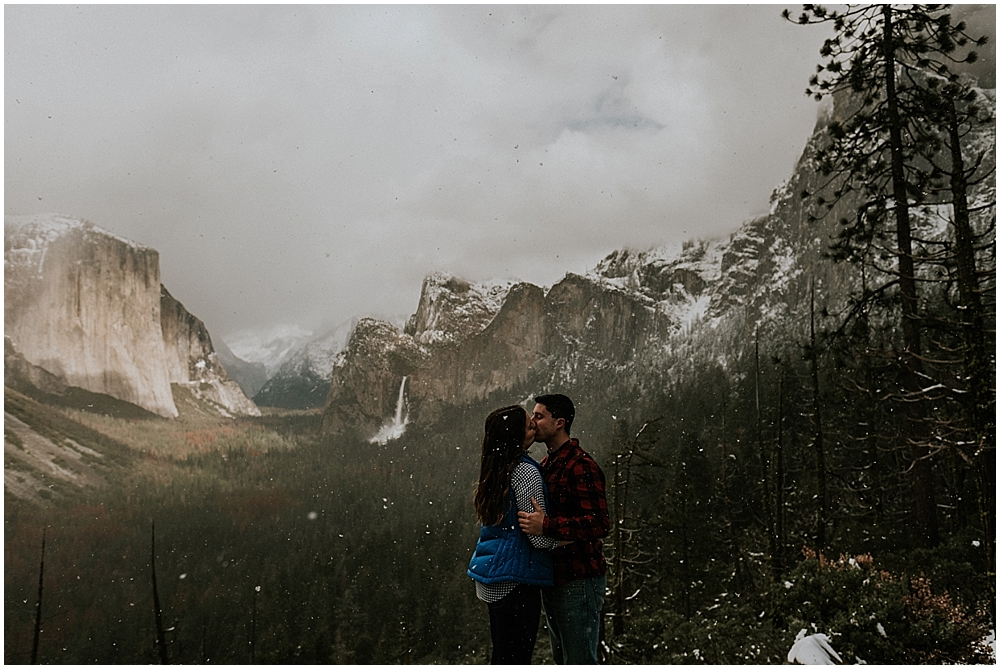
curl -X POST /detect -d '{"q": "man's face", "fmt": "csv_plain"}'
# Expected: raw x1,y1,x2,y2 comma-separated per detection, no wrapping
531,403,562,443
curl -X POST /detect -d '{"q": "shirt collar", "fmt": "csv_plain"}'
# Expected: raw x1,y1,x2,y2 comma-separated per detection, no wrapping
544,438,577,464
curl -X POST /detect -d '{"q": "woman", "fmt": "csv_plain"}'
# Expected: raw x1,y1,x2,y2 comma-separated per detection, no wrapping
468,404,559,664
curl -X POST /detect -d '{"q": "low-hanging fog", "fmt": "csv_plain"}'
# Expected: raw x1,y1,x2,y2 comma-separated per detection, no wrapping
4,5,993,344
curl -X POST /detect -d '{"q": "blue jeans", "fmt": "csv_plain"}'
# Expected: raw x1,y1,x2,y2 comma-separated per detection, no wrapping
541,574,606,664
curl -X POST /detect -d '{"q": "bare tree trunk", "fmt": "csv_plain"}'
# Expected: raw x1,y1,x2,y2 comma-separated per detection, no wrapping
31,528,46,665
151,521,169,664
607,418,631,649
774,367,785,580
755,329,776,577
251,587,258,663
809,279,829,550
718,393,745,589
678,465,692,619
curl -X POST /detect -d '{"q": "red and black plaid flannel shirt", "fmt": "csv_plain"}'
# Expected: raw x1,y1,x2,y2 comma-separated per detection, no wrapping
540,438,610,586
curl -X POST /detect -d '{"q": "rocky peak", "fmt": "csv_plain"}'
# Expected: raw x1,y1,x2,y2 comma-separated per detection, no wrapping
404,271,516,346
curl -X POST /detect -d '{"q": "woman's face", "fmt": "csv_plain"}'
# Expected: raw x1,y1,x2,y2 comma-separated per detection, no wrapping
522,412,537,449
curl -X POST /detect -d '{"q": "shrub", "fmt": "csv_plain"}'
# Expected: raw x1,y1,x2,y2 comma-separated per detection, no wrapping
773,548,994,664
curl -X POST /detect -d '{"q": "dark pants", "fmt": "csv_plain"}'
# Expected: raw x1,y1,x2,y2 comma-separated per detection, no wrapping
542,574,606,664
487,584,542,664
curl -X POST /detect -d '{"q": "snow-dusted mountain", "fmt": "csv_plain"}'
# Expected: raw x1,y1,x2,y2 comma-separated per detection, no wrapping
4,214,259,418
319,84,996,444
253,319,356,409
225,324,316,377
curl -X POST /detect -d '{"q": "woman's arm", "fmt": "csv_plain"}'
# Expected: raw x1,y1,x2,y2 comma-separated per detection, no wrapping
511,462,560,550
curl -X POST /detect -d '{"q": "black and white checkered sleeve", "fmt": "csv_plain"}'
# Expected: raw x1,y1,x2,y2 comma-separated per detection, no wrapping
511,461,560,550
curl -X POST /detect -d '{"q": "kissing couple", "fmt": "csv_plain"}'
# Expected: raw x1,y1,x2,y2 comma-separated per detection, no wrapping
468,393,610,664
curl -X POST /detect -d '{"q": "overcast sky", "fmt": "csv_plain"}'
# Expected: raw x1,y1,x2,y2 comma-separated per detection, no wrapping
5,5,859,344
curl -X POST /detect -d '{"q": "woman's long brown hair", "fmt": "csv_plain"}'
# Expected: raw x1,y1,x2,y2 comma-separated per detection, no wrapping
474,405,528,526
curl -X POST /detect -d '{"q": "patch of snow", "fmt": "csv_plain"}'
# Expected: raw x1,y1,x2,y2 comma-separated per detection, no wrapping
5,213,149,251
788,630,842,665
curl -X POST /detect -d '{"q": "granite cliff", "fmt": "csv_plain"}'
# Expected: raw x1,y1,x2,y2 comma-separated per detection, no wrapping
321,270,675,439
4,214,258,418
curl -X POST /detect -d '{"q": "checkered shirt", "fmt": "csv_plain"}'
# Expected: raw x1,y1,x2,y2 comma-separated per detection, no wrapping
540,438,610,586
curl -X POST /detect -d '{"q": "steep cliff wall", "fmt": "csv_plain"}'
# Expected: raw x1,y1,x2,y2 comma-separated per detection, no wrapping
5,214,258,418
409,282,547,413
5,215,179,417
215,338,269,399
161,287,260,417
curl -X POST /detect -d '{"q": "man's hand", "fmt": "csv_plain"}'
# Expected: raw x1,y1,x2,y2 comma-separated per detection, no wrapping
517,497,544,535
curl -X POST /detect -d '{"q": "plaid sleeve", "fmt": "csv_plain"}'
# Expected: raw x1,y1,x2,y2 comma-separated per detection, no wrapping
542,453,610,541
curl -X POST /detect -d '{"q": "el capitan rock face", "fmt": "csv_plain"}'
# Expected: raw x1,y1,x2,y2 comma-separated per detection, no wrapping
4,214,258,418
5,215,180,417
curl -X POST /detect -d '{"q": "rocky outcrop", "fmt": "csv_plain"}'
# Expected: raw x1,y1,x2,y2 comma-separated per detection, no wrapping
4,214,258,418
160,287,260,417
321,318,430,436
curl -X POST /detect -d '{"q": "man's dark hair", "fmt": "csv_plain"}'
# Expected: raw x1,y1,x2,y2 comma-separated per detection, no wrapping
535,394,575,435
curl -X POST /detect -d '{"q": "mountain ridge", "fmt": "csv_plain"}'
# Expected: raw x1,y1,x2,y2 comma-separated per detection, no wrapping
318,84,995,443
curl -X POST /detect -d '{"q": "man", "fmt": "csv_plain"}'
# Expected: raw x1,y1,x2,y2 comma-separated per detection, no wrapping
518,393,610,664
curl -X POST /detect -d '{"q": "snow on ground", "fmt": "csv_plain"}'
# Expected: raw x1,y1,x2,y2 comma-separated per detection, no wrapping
787,630,842,665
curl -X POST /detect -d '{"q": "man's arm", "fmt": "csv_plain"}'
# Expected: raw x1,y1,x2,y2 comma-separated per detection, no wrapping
517,499,573,547
518,455,609,541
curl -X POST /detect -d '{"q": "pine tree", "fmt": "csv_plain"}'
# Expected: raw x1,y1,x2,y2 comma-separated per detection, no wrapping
785,3,988,549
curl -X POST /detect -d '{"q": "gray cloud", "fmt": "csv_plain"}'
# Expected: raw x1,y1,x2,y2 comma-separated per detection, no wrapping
7,5,849,342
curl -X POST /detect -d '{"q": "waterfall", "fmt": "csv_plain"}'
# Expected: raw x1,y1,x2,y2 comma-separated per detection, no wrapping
370,376,409,444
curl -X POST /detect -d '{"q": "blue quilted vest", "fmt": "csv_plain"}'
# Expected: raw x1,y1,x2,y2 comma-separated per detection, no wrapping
467,456,554,587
